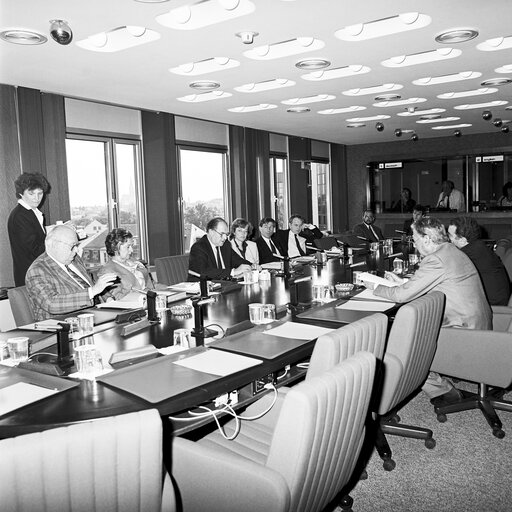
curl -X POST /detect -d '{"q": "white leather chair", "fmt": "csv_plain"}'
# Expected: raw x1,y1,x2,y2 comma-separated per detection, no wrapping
172,352,376,512
0,409,176,512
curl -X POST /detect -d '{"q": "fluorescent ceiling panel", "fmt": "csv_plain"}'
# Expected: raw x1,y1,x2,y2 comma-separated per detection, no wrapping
244,37,324,60
282,94,335,105
416,117,460,124
477,36,512,52
437,88,497,99
170,57,239,76
343,83,402,96
234,79,295,93
412,71,481,85
335,12,431,41
496,64,512,73
454,100,508,110
318,106,366,115
178,91,232,102
374,97,427,107
301,65,370,81
431,124,472,130
346,115,390,122
77,26,160,52
397,108,445,117
156,0,255,30
382,48,461,67
228,104,277,112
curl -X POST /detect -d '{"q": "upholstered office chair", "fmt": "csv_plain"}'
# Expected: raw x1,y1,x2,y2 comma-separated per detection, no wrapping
7,285,35,327
0,409,176,512
172,352,376,512
430,309,512,438
154,254,189,286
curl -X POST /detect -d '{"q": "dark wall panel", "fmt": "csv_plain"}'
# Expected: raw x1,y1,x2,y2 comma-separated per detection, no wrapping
330,143,348,233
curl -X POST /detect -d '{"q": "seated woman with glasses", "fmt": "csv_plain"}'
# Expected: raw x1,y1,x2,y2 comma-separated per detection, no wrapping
98,228,155,300
229,218,260,269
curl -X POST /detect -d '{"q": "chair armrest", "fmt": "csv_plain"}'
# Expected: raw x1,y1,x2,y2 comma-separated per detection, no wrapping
431,327,512,388
376,353,404,415
492,306,512,332
172,437,290,512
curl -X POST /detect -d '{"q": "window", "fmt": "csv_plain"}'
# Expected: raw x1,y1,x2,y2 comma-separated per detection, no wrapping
65,136,146,268
178,147,227,252
270,155,289,228
310,162,331,231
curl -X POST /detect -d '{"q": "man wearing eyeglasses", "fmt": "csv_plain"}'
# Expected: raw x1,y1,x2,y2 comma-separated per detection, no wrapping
188,217,251,281
25,224,117,320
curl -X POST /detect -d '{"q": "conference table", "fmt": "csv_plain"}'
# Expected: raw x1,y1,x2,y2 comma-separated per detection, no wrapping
0,244,405,440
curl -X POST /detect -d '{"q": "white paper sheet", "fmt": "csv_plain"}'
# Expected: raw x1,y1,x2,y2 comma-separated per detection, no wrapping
336,300,395,312
173,350,262,376
358,272,398,288
0,382,58,416
352,288,395,302
262,322,333,340
19,319,62,331
96,291,146,309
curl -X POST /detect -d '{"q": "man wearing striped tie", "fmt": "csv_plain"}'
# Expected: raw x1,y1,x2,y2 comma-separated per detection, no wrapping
25,225,118,321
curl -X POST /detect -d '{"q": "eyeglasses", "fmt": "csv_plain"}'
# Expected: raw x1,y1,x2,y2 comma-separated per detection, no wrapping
56,240,80,251
213,229,229,238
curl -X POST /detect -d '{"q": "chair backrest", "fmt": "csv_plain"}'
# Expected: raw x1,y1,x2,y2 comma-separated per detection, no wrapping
0,409,174,512
7,286,35,327
336,231,364,247
377,291,445,415
306,312,388,380
267,352,376,512
313,236,338,251
154,254,189,286
494,238,512,262
501,249,512,282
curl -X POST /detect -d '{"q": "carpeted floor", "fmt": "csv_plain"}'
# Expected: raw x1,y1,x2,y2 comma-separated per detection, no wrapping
336,382,512,512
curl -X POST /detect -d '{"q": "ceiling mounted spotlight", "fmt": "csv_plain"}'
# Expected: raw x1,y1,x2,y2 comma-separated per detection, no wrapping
235,31,258,44
411,133,419,141
493,118,503,127
406,106,417,114
394,128,402,137
295,58,331,70
375,122,384,131
454,130,462,137
49,19,72,45
482,110,493,121
189,80,220,91
374,94,401,101
481,77,512,87
435,28,479,44
502,126,510,133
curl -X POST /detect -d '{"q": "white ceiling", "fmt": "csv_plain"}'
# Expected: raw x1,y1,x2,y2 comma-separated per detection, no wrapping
1,0,512,145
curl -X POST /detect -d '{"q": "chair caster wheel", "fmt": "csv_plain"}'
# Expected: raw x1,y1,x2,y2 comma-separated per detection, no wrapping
340,494,353,511
436,413,447,423
382,458,396,471
493,428,505,439
425,437,436,449
389,414,400,424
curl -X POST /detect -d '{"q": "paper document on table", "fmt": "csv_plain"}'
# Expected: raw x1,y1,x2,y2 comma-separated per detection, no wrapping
19,319,62,331
0,382,58,417
337,300,395,312
358,272,398,288
261,262,282,270
353,288,395,302
96,291,146,309
263,322,333,340
173,349,262,376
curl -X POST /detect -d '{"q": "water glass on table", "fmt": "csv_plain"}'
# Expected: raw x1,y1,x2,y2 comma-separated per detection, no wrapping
77,313,94,336
173,328,192,348
248,303,264,324
6,337,29,364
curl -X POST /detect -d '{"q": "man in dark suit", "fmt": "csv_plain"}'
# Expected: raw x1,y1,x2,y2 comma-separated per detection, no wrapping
255,217,286,264
188,217,251,281
352,209,384,242
273,214,323,258
403,204,426,237
448,216,510,305
25,225,117,321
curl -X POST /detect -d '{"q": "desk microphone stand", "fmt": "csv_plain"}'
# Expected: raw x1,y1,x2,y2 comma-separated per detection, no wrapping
191,276,218,346
146,290,160,322
287,275,312,315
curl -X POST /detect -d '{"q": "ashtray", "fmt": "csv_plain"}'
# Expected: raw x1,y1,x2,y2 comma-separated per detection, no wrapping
170,304,193,316
335,283,354,293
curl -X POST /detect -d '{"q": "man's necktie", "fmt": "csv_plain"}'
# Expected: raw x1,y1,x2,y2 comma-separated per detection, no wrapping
66,265,90,288
446,195,450,210
369,225,378,242
269,239,278,255
295,234,305,256
216,246,223,269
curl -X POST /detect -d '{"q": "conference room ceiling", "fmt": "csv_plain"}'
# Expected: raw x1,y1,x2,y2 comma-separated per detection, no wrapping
1,0,512,145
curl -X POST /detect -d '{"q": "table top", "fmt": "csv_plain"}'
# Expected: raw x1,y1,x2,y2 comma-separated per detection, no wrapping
0,248,402,438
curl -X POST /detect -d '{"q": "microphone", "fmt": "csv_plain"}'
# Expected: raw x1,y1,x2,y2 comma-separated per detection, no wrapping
138,259,155,288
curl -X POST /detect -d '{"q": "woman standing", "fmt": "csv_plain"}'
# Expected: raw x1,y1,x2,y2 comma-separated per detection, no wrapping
8,172,50,286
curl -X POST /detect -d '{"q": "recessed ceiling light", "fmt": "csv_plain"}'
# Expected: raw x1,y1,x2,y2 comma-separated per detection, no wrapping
382,48,461,67
417,116,460,124
170,57,240,76
420,114,442,120
282,94,334,105
287,106,311,113
234,78,295,93
397,108,446,117
374,97,427,107
301,64,370,81
496,64,512,74
347,123,366,128
189,80,220,91
413,71,481,86
432,124,472,130
435,28,479,44
454,100,508,110
0,29,47,45
178,90,232,102
437,88,497,99
477,35,512,52
228,104,277,113
374,94,401,101
244,37,325,60
295,58,331,70
77,26,159,52
481,77,512,86
346,115,390,122
318,106,366,115
401,129,415,134
343,83,402,96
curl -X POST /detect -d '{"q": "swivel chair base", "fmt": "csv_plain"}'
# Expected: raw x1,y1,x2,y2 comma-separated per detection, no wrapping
434,384,512,439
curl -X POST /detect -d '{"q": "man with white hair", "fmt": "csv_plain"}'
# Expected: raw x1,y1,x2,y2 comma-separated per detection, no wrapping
25,224,117,320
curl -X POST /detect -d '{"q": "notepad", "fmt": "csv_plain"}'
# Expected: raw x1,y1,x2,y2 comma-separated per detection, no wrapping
336,300,395,312
0,382,58,416
352,288,395,302
262,322,333,340
173,350,262,377
358,272,398,288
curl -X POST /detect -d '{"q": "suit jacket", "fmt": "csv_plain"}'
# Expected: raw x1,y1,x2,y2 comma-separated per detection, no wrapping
97,259,153,300
352,223,384,243
25,253,94,321
274,227,323,257
8,204,46,286
255,236,285,264
230,239,259,265
188,235,245,281
374,242,492,329
461,240,510,306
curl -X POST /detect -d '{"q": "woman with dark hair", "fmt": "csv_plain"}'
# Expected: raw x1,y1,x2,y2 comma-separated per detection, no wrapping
229,218,260,268
8,172,51,286
97,228,154,300
498,182,512,207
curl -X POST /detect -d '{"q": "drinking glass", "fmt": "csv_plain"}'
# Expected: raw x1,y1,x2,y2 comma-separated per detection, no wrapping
173,328,192,348
75,344,103,377
6,337,29,363
261,304,276,324
77,313,94,336
248,303,264,324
